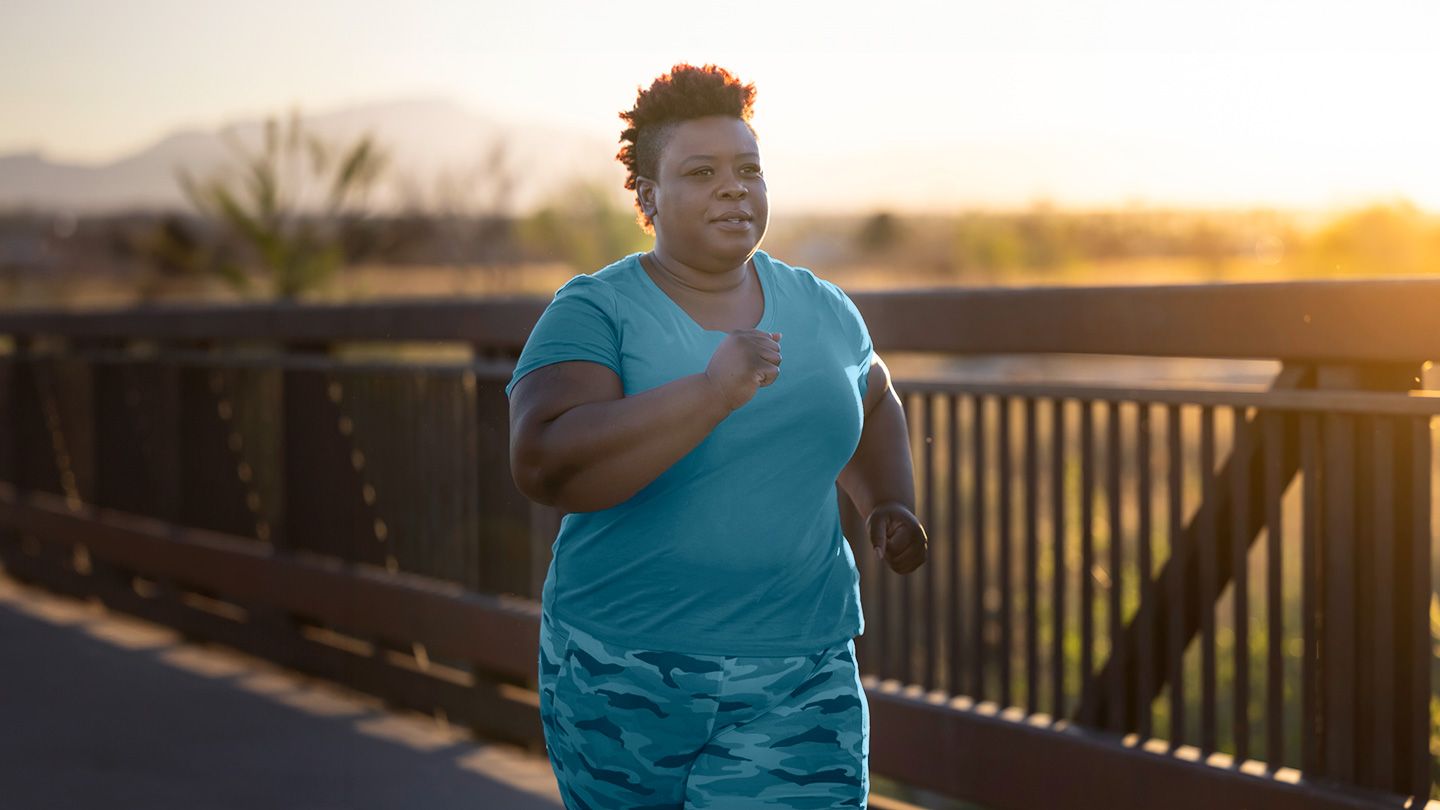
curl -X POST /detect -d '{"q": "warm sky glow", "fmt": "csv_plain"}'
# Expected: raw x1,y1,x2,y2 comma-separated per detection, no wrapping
3,0,1439,212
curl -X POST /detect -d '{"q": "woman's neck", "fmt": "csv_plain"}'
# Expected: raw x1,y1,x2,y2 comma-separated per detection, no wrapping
647,248,750,296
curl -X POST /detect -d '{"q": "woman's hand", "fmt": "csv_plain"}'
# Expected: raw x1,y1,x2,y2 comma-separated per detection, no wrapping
868,502,928,574
704,330,782,412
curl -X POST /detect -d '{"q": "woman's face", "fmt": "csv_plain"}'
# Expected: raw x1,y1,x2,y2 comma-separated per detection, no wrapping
639,115,769,269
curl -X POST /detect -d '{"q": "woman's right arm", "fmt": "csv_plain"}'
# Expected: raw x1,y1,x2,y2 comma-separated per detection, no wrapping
510,329,781,513
508,361,732,513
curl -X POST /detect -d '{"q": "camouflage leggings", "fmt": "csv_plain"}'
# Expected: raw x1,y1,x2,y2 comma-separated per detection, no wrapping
538,610,870,809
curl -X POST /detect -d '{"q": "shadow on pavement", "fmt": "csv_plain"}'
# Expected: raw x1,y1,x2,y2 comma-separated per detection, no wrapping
0,570,563,810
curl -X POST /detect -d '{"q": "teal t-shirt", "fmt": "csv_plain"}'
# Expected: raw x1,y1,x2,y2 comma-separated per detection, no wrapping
505,249,875,656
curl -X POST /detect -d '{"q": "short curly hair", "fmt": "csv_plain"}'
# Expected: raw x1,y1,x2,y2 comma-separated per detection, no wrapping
617,63,758,234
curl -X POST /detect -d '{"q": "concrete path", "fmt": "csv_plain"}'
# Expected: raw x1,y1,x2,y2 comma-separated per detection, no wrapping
0,571,564,810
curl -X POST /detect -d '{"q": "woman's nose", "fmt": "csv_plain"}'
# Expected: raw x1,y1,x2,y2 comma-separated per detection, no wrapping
718,175,747,198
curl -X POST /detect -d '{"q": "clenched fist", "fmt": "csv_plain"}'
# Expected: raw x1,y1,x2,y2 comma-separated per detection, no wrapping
704,330,782,412
869,502,928,574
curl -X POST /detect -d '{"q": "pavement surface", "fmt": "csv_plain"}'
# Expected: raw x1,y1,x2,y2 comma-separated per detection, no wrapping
0,570,564,810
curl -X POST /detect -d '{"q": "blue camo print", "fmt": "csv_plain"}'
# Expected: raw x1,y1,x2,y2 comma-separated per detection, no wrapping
538,610,870,809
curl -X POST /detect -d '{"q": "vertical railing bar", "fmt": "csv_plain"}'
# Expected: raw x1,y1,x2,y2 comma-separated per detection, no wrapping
948,392,963,697
1199,404,1217,756
923,391,937,691
972,393,988,702
1136,400,1154,739
1050,397,1067,719
998,394,1012,708
418,372,435,574
419,372,438,578
391,368,408,570
1231,405,1251,763
1168,402,1186,747
1300,411,1322,777
900,390,916,686
1408,414,1432,803
458,367,479,593
362,369,382,568
1322,411,1356,782
11,337,34,515
875,377,892,681
1263,409,1286,770
453,369,475,589
1354,411,1377,789
1079,398,1095,725
1370,415,1395,789
1106,398,1124,731
474,353,494,594
1025,395,1040,716
447,370,466,584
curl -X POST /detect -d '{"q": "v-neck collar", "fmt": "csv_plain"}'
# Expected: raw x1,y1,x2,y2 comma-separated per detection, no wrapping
632,251,774,335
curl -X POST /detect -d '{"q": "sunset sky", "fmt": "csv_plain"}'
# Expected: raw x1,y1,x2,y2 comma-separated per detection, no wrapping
4,0,1439,212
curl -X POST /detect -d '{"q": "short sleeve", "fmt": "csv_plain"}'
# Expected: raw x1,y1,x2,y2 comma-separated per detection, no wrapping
505,275,622,399
820,278,876,400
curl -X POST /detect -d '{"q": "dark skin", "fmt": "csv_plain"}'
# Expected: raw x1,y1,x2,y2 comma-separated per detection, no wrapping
510,116,926,573
839,361,928,574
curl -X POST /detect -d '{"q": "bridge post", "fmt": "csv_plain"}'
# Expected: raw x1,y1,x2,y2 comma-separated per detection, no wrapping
1308,361,1432,800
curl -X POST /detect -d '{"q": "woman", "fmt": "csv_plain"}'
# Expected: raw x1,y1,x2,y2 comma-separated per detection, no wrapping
506,63,928,809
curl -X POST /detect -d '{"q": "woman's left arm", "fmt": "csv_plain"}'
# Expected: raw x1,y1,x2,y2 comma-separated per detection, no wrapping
837,354,929,574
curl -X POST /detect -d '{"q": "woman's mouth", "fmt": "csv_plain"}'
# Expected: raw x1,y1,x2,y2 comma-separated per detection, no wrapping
713,218,751,231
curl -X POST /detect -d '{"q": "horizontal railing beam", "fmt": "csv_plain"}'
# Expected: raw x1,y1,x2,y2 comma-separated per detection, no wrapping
890,378,1440,416
0,297,545,350
865,679,1436,810
2,277,1439,363
0,484,539,681
49,349,1440,415
854,277,1440,363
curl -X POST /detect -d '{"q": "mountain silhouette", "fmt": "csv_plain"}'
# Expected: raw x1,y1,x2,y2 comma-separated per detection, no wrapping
0,97,621,214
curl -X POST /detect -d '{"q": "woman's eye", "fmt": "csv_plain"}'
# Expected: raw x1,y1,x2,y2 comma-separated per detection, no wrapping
744,166,762,175
691,167,712,176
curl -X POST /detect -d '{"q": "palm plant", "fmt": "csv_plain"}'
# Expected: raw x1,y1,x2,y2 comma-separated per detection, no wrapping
176,107,389,299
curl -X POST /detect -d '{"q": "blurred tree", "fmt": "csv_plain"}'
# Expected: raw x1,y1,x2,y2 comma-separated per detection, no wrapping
128,215,206,279
128,214,209,301
1185,217,1229,279
951,213,1024,281
1302,200,1428,277
1015,201,1073,271
176,107,390,299
517,178,650,273
855,211,903,254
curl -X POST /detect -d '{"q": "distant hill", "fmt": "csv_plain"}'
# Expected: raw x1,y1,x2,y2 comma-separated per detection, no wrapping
0,97,625,215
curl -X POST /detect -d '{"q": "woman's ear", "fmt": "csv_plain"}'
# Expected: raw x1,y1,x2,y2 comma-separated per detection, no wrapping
636,176,657,216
